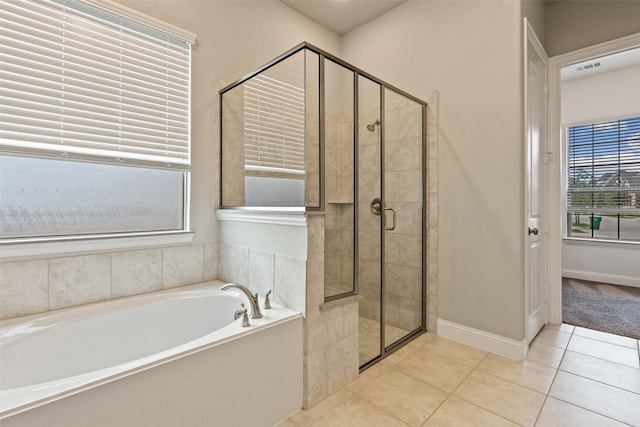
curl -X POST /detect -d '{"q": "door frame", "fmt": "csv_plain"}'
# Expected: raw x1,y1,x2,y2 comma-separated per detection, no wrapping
546,32,640,324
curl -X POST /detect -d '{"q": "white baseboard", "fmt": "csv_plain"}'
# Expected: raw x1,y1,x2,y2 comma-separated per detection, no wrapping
437,319,528,360
562,269,640,288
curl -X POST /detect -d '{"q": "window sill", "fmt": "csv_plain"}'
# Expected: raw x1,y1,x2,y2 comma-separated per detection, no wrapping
0,231,195,262
563,237,640,248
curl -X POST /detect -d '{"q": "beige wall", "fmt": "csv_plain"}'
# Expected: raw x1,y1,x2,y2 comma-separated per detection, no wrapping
3,0,557,343
522,0,547,48
1,0,340,319
342,0,529,341
119,0,342,244
547,0,640,57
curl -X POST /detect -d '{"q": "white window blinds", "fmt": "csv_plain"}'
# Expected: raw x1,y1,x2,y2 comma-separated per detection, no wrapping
243,74,306,174
0,0,193,170
567,117,640,214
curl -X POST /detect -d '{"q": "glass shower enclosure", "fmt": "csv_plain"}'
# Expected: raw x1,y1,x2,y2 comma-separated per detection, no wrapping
219,42,427,369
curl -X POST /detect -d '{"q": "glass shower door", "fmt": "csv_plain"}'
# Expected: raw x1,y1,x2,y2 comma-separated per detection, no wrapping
357,76,382,366
383,90,424,349
358,79,425,368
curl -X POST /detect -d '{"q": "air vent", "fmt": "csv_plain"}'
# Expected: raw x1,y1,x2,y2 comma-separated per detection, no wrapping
576,62,601,72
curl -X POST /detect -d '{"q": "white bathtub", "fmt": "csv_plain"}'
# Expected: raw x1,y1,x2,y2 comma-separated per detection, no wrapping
0,281,303,427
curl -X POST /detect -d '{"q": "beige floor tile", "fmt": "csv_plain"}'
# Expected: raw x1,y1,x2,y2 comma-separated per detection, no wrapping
347,363,394,394
276,418,302,427
353,369,448,426
477,353,557,394
567,335,640,368
532,327,572,349
421,337,488,367
560,350,640,394
380,343,419,368
549,371,640,425
453,370,546,427
290,388,354,426
535,397,628,427
395,349,474,393
404,332,437,350
544,323,575,334
527,340,566,368
310,394,407,427
423,396,519,427
573,326,638,349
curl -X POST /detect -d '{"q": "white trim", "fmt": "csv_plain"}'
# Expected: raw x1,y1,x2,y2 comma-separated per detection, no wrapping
563,237,640,248
215,209,308,227
562,269,640,288
437,319,528,361
547,31,640,324
523,17,549,344
0,232,195,262
82,0,196,44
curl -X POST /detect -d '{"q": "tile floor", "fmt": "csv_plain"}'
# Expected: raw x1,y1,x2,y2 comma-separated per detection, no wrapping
279,324,640,426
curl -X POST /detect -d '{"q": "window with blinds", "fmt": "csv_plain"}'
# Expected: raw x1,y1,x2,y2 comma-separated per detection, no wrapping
0,0,194,240
567,117,640,241
243,74,306,175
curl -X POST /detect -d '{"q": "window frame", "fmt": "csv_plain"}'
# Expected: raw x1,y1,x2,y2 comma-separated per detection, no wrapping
0,0,196,255
564,115,640,243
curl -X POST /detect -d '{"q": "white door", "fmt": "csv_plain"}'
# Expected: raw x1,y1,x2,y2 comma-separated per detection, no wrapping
524,19,548,343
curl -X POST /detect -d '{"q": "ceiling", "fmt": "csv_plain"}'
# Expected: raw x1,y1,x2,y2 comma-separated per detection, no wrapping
280,0,406,35
278,1,640,79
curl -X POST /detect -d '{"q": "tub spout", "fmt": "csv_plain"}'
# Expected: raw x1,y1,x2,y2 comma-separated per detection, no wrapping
221,283,263,319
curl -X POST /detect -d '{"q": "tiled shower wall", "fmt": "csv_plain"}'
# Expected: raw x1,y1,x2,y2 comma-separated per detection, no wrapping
382,97,424,332
426,92,439,332
356,95,427,333
304,215,359,408
325,113,355,296
0,242,218,320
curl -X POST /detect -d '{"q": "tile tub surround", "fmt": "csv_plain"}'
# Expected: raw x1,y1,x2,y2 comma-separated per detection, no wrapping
0,242,218,320
217,242,306,314
217,216,360,410
281,324,640,426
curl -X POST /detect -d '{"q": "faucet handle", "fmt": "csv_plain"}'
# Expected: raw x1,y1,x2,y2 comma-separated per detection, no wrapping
264,290,272,309
240,304,250,327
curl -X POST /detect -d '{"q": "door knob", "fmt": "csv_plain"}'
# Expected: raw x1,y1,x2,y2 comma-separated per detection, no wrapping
528,227,539,236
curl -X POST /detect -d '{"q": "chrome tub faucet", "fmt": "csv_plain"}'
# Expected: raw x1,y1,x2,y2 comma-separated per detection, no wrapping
221,283,263,319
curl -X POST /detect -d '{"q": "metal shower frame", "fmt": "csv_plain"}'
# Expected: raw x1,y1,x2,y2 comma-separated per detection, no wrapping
219,41,429,369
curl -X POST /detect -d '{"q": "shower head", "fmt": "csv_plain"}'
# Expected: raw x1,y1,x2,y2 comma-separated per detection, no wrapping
366,120,380,132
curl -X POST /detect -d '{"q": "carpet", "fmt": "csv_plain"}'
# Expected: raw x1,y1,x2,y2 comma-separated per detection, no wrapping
562,278,640,340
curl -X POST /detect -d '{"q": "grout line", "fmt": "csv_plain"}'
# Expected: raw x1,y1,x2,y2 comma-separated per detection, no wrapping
533,394,552,426
561,371,640,398
417,352,488,426
546,394,636,426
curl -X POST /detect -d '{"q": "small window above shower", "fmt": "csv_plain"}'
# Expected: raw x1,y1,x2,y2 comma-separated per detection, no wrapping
220,47,320,209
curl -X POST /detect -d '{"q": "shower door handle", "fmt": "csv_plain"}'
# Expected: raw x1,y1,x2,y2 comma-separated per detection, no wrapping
384,207,396,231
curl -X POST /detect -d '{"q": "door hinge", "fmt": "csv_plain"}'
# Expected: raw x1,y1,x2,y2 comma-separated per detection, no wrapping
544,222,548,234
544,151,552,164
544,291,549,303
544,84,549,96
